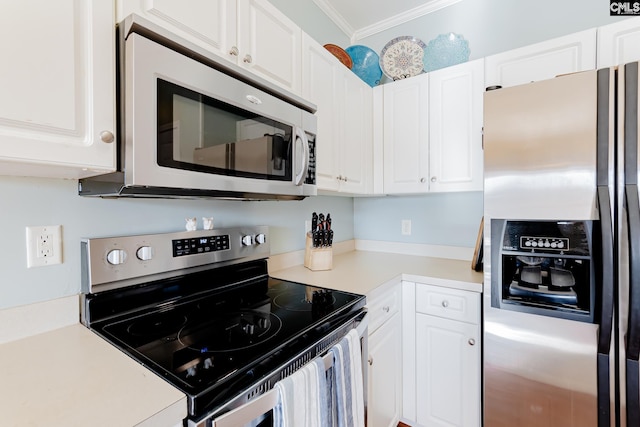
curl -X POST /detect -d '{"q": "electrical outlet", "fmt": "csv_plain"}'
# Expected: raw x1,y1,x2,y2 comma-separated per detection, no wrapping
401,219,412,236
26,225,62,268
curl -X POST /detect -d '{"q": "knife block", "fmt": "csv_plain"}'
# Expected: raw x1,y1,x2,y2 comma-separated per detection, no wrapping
304,232,333,271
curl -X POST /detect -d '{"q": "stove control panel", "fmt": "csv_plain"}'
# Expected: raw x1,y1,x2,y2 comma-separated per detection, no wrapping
173,235,230,257
81,226,270,294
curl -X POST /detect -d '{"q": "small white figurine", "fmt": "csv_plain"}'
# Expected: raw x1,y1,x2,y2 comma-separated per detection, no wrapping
185,217,197,231
203,217,214,230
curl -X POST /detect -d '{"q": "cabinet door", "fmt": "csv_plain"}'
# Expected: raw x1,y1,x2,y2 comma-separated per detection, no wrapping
116,0,237,60
237,0,302,94
0,0,116,179
597,18,640,67
339,70,372,194
301,34,340,191
415,314,480,427
383,74,429,194
429,59,484,192
485,29,596,88
368,312,402,427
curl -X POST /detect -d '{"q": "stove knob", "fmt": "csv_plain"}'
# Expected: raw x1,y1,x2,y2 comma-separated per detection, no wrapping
257,317,270,329
241,235,253,246
106,249,126,265
136,246,153,261
243,323,256,335
255,233,266,244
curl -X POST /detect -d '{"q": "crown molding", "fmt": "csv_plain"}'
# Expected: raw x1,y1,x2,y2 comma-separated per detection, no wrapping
354,0,463,41
314,0,463,43
312,0,355,40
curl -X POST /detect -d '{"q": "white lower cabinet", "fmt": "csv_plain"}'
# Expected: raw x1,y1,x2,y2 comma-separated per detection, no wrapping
415,314,480,427
368,311,402,427
367,285,402,427
403,281,481,427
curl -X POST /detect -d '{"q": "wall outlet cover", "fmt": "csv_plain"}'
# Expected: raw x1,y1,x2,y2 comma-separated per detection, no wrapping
26,225,63,268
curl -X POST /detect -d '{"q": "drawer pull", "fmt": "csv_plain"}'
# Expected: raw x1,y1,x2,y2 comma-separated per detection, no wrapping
382,306,390,313
368,357,373,366
468,338,476,346
441,300,449,308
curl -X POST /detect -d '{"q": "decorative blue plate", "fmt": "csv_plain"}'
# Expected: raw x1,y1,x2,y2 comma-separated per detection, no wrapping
345,45,382,87
423,33,470,73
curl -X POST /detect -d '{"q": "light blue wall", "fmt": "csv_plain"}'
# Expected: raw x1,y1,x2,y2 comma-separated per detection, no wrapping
267,0,350,46
354,193,483,247
0,176,353,309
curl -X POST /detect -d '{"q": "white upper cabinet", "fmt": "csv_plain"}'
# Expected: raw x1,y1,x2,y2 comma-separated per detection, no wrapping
485,29,597,88
116,0,236,59
429,59,484,192
117,0,302,95
383,74,430,194
302,34,372,194
0,0,116,179
382,59,484,194
597,18,640,67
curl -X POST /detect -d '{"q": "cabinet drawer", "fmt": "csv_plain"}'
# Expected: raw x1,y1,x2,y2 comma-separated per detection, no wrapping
415,284,480,324
368,286,401,334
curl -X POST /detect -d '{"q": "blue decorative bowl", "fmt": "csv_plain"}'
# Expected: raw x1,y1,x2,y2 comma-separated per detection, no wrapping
423,33,470,73
345,45,383,87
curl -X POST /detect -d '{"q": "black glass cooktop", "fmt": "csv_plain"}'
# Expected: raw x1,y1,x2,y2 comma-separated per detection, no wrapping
84,259,365,418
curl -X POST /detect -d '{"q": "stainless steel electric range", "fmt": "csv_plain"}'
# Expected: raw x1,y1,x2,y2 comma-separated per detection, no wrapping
80,226,367,427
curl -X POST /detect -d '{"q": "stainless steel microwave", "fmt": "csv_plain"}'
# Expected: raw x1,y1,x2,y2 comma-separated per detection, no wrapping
79,14,317,200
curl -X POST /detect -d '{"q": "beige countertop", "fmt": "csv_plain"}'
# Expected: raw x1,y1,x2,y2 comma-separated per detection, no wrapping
0,323,186,427
270,250,484,297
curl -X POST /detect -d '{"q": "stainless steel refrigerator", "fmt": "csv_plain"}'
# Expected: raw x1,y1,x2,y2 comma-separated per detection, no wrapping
483,61,640,427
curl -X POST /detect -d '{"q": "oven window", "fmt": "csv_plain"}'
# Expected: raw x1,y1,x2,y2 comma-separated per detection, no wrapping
157,79,293,181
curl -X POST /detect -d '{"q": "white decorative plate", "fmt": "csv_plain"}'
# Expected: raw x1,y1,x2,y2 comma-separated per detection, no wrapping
379,36,426,80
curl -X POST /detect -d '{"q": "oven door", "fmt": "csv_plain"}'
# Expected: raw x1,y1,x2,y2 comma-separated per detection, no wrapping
122,32,316,198
189,309,368,427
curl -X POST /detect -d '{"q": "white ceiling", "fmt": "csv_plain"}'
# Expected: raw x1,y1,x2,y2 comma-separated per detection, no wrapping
312,0,462,42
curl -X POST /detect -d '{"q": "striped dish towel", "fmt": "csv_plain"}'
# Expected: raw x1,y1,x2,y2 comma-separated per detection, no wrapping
330,329,365,427
273,356,329,427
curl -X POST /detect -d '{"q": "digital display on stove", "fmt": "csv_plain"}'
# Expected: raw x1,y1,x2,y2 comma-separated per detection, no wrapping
172,235,230,257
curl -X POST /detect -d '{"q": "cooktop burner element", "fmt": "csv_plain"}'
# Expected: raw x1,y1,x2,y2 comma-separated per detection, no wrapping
177,310,283,352
80,227,366,424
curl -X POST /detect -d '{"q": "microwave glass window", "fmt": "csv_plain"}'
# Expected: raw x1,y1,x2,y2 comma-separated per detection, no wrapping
157,79,293,180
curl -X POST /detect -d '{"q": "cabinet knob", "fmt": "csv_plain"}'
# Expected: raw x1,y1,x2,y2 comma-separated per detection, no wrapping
420,177,426,183
229,46,239,56
382,306,390,313
243,54,253,64
430,176,437,182
368,357,373,366
99,130,114,144
343,176,348,182
468,338,476,346
441,300,449,308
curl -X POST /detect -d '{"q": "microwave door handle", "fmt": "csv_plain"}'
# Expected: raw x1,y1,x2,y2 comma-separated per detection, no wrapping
294,127,309,186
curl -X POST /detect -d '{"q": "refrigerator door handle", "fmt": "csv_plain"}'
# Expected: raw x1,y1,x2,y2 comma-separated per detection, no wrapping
626,185,640,426
624,61,640,427
597,187,615,427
